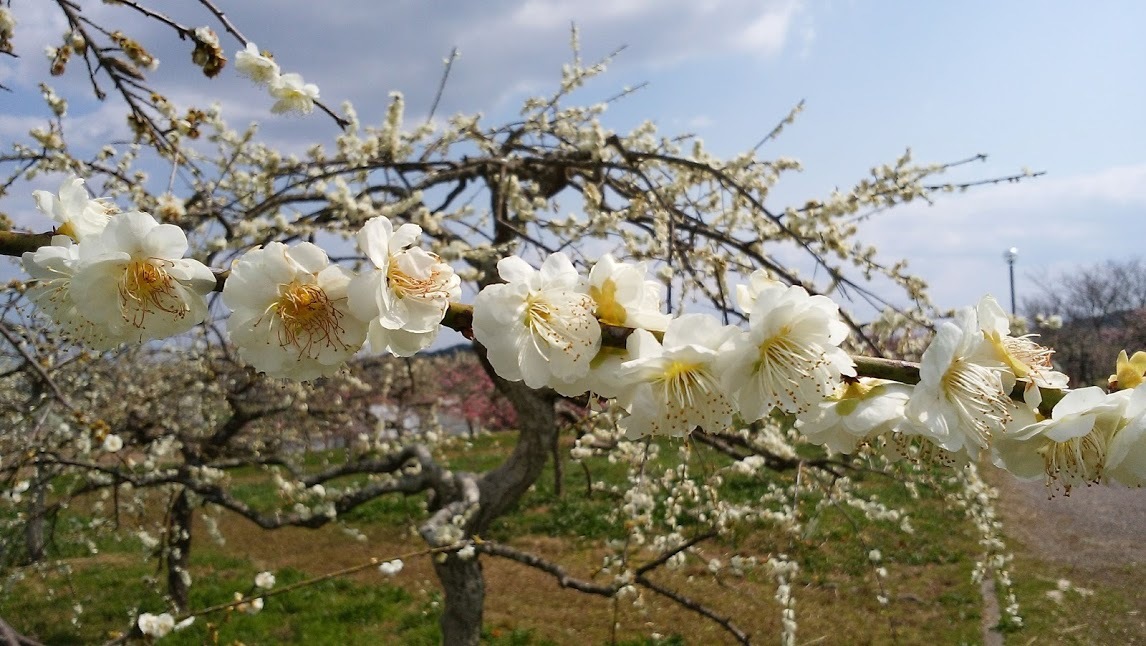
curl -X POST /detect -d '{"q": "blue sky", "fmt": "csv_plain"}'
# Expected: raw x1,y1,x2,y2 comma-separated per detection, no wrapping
3,0,1144,316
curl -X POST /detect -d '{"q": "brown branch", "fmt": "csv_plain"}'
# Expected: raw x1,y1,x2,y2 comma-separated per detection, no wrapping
478,541,618,596
0,616,44,646
634,574,751,645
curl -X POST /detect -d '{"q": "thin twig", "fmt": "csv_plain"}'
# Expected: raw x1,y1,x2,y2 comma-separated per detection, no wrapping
426,47,459,124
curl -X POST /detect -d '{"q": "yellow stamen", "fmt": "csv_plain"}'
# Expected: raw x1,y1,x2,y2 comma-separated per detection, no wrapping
267,282,346,353
118,259,184,327
590,279,627,326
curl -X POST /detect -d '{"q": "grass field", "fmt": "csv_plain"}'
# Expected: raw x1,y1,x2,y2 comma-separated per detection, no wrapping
2,432,1141,644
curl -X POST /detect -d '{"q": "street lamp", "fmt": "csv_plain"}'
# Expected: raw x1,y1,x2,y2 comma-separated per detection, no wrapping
1003,247,1018,316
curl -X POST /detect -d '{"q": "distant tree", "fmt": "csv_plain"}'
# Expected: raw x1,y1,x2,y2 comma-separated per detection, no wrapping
1025,258,1146,386
429,351,518,436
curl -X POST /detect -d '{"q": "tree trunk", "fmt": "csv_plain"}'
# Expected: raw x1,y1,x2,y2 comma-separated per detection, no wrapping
23,469,46,564
433,556,484,645
165,488,193,612
552,425,564,498
428,348,558,642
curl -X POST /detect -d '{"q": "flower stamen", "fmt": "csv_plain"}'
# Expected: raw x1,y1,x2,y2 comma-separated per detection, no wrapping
266,282,346,354
119,258,184,327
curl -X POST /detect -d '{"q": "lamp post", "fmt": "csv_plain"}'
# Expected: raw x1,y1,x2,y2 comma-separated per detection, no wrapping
1004,247,1018,316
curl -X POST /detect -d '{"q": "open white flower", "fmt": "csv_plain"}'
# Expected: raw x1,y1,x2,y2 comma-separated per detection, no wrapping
735,270,786,313
903,307,1011,458
33,175,114,241
378,559,404,576
235,42,280,86
719,276,856,420
138,612,175,638
587,254,671,332
472,253,601,390
102,434,124,453
23,235,113,348
269,72,319,115
223,242,367,380
617,313,736,438
70,211,215,345
347,217,460,357
254,571,276,589
1104,385,1146,487
977,295,1068,409
992,386,1126,492
796,380,912,454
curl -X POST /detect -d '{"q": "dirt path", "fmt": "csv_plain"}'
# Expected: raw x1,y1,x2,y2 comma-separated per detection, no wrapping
994,478,1146,569
991,472,1146,642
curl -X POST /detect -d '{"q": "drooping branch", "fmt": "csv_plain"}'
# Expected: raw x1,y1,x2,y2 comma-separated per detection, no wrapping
634,573,751,645
477,532,750,644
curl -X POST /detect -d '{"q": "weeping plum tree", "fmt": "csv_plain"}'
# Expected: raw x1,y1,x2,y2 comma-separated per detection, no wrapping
3,2,1142,645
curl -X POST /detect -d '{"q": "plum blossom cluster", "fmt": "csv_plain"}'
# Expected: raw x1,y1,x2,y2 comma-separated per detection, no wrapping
24,176,458,379
19,176,1146,492
22,177,216,349
234,42,320,115
467,256,1146,494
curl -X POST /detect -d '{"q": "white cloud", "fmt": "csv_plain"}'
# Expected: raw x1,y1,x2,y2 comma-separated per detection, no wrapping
855,164,1146,311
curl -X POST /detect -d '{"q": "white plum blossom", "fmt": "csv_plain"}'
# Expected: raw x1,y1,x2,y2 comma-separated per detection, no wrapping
587,254,671,331
378,559,404,576
22,236,114,347
977,295,1068,409
269,72,319,115
472,253,601,390
617,314,736,438
0,8,15,40
796,380,912,454
69,211,216,346
347,217,460,357
720,273,856,419
223,242,367,380
1108,385,1146,487
549,253,667,397
992,387,1126,492
33,175,114,241
903,307,1011,458
233,592,264,615
254,571,276,589
193,26,218,47
102,434,123,453
235,42,280,86
735,269,781,313
137,612,175,638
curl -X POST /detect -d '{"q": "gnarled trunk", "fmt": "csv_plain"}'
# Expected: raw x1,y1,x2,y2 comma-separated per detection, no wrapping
431,350,558,643
165,488,193,612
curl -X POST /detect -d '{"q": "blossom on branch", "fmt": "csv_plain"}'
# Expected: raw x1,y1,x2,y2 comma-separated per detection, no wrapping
269,72,319,115
69,211,215,345
347,216,460,357
1107,385,1146,486
587,253,671,331
617,313,735,438
22,236,110,347
137,612,175,638
223,242,366,380
977,295,1068,409
904,307,1011,457
991,386,1125,492
719,273,856,420
795,379,912,454
473,253,601,390
235,42,280,86
32,175,114,241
